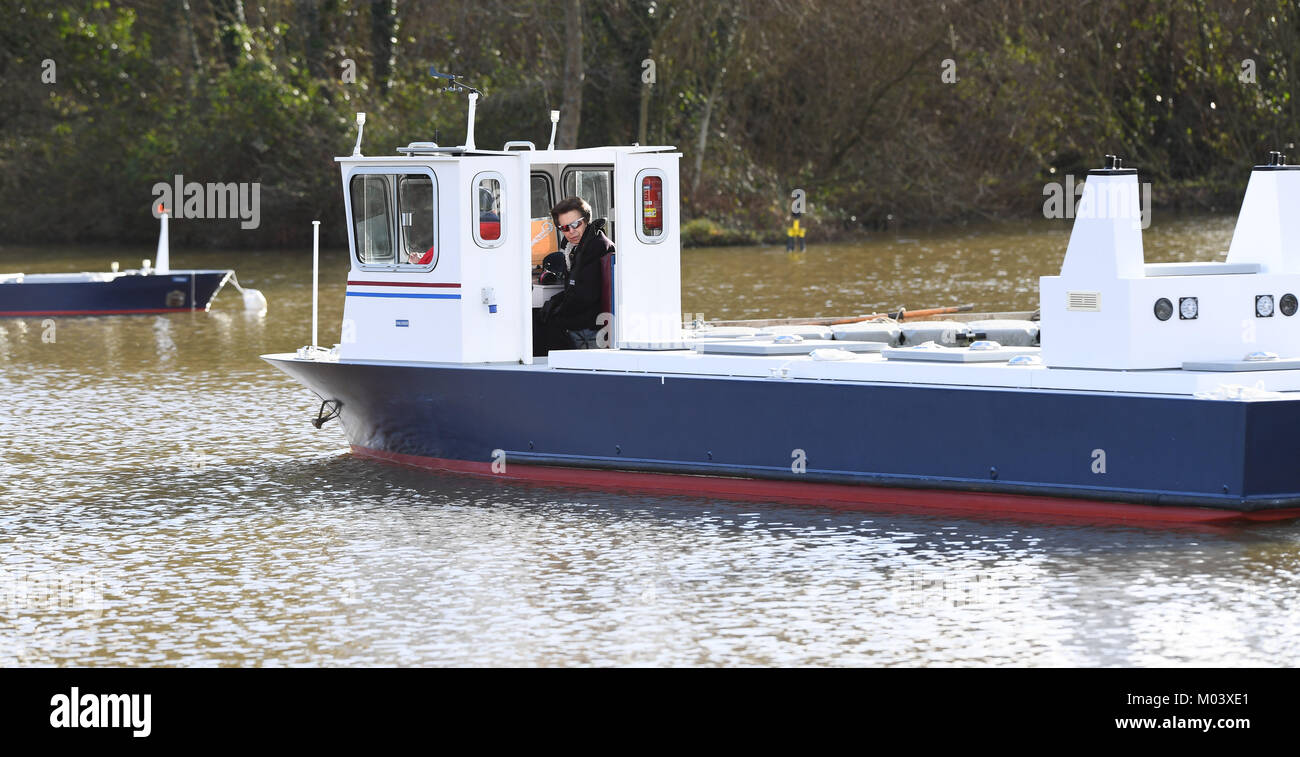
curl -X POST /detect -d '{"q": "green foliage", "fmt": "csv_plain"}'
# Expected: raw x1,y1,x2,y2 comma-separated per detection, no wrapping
680,217,771,247
2,0,1298,248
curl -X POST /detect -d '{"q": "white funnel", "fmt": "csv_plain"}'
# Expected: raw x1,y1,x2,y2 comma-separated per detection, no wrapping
1059,163,1145,282
1226,155,1300,273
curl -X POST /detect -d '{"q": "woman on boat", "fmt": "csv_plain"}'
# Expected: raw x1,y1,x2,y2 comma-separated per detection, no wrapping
533,196,614,355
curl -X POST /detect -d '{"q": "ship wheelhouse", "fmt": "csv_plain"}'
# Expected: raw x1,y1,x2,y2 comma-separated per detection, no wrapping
336,140,683,366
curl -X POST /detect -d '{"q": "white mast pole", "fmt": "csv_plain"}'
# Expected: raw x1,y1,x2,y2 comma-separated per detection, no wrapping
312,220,320,350
155,205,170,274
465,92,478,150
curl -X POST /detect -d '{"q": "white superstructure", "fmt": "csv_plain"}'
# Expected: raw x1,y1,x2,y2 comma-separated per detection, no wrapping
313,110,1300,400
335,124,684,364
1041,153,1300,370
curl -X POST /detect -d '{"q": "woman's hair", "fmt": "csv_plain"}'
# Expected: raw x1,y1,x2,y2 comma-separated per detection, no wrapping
550,196,592,225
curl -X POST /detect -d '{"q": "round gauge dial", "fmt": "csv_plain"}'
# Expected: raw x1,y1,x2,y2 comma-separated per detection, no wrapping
1256,294,1275,317
1153,298,1173,321
1179,297,1198,320
1281,293,1298,317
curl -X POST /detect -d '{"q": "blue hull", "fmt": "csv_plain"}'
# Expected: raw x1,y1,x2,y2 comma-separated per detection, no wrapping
266,357,1300,518
0,270,232,317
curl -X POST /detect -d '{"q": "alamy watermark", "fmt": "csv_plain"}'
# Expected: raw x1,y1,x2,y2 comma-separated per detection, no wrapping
892,566,1036,610
618,311,683,344
790,188,806,215
173,440,215,472
151,174,261,229
1043,174,1151,229
50,688,151,738
941,58,958,83
1,569,104,617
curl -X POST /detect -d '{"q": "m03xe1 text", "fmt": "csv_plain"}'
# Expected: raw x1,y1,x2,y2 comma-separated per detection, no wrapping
1199,693,1248,705
1129,693,1248,707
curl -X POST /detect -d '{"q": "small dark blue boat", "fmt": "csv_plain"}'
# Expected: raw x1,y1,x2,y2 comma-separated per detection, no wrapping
0,268,234,317
0,208,257,318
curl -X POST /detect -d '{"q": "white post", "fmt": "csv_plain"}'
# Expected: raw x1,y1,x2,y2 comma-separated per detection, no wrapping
155,206,170,274
548,110,560,151
352,113,366,157
312,220,320,349
465,93,478,150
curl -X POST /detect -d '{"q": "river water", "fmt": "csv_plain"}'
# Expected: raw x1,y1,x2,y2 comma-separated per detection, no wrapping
3,215,1299,666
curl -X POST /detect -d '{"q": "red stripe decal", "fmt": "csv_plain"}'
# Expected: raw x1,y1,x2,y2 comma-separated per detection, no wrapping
346,280,461,288
351,446,1299,527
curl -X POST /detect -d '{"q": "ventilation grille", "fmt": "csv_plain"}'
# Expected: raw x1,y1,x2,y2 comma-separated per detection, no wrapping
1066,291,1102,312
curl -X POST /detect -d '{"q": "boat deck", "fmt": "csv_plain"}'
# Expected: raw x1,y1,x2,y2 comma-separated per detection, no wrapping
268,343,1300,399
544,342,1300,397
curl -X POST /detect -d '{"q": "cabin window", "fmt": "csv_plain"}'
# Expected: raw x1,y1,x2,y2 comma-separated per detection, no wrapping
562,166,614,238
473,172,505,248
530,173,558,265
636,170,666,243
399,175,436,267
350,174,394,264
349,170,438,269
530,174,553,217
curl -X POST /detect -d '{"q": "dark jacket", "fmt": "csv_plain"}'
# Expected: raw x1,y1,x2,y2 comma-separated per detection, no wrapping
547,218,614,331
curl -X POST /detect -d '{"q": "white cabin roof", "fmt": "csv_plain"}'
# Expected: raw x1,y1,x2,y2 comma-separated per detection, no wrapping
337,144,678,165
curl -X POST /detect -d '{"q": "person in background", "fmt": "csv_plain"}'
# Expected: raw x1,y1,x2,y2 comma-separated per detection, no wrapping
532,196,614,355
407,246,434,265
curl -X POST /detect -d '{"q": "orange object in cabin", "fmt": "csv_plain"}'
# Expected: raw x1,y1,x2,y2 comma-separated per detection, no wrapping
530,218,559,266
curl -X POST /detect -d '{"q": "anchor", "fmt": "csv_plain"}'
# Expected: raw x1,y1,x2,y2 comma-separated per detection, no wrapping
312,399,342,429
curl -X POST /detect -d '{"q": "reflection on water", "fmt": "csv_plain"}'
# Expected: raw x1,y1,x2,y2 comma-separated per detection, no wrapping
3,216,1300,666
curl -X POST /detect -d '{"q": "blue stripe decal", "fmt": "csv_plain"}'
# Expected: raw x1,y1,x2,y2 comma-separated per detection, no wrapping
346,292,461,300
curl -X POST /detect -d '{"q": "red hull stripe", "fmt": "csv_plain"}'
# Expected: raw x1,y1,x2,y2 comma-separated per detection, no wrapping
351,446,1300,526
0,307,192,316
346,280,461,288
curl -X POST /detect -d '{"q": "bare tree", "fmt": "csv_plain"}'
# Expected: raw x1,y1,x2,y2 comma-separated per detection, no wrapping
558,0,584,148
302,0,342,81
692,5,742,195
179,0,204,88
211,0,247,69
371,0,397,94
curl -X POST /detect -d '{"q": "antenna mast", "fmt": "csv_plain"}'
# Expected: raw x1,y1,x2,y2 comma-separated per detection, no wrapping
429,66,486,150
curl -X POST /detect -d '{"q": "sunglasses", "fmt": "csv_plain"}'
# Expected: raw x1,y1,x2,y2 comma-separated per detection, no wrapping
557,218,585,233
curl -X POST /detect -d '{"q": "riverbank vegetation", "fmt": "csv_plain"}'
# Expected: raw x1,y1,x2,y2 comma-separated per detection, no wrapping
2,0,1297,247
